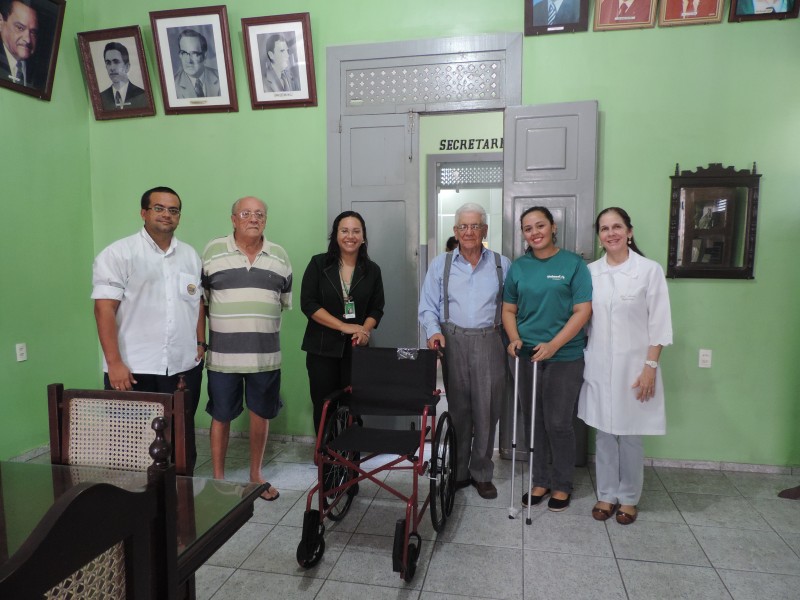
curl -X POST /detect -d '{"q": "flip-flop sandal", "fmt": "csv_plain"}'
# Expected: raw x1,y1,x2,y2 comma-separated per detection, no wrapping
259,482,280,501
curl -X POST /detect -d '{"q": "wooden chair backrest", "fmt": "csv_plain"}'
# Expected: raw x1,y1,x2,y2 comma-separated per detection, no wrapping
47,384,190,475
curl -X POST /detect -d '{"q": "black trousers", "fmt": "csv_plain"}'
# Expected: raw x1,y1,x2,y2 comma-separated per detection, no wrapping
305,350,352,434
104,361,203,472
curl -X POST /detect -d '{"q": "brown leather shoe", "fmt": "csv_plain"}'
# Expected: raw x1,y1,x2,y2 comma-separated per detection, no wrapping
472,480,498,499
616,506,638,525
592,502,618,521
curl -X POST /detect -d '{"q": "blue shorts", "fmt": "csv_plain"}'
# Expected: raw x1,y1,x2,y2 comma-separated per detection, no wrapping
206,370,283,422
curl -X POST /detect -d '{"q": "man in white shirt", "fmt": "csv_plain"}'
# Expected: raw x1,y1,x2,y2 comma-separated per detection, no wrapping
92,186,205,468
0,0,38,88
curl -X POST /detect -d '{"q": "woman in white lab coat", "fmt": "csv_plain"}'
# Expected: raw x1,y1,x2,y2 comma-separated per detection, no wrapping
578,207,672,525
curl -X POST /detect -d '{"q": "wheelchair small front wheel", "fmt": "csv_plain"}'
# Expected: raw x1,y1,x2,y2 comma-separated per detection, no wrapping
402,534,422,582
296,535,325,568
297,510,326,568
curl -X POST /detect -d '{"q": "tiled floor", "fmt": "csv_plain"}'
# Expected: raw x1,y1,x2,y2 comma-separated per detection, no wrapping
191,434,800,600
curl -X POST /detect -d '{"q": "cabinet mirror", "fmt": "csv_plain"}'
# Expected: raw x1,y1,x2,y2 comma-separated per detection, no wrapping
667,163,760,279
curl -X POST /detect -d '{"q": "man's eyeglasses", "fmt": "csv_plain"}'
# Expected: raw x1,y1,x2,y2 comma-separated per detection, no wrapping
179,51,204,60
454,224,485,232
237,210,266,221
147,205,181,216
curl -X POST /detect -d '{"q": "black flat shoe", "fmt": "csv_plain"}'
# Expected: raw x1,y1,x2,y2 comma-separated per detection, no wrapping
455,478,472,490
521,488,550,508
547,494,571,512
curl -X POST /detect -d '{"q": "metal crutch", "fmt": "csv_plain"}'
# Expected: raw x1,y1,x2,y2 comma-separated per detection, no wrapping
508,349,521,519
525,357,539,525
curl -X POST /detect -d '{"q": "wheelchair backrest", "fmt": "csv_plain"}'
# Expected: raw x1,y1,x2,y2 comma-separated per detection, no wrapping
347,347,438,416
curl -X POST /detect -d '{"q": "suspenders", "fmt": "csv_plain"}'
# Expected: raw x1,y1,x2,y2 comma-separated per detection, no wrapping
442,250,504,326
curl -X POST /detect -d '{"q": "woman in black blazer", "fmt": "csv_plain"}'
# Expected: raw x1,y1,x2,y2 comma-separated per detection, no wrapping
300,211,385,432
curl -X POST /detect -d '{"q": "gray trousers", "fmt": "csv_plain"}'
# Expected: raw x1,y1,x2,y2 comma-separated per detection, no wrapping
442,323,506,483
595,430,644,505
518,358,584,494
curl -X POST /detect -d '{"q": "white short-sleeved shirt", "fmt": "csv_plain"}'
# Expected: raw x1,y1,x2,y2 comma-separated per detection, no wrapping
91,228,203,375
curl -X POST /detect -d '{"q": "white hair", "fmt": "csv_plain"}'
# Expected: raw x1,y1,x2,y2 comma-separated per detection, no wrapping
455,202,487,225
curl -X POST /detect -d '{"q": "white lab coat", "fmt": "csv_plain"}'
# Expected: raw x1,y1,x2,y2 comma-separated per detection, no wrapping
578,251,673,435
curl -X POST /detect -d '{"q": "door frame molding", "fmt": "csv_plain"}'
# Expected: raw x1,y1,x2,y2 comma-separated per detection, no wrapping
326,33,522,225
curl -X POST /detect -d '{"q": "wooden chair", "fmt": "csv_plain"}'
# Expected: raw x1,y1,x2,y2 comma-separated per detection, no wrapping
47,383,191,475
0,419,178,599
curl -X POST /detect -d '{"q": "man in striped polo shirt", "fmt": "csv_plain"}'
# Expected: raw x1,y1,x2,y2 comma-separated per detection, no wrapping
202,196,292,501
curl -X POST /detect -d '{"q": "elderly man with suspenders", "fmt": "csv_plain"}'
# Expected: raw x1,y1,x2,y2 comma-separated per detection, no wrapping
419,203,511,499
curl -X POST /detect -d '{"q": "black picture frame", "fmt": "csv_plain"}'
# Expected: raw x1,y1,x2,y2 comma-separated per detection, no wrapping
149,5,238,115
0,0,65,101
77,26,156,121
241,12,317,110
728,0,798,21
524,0,589,34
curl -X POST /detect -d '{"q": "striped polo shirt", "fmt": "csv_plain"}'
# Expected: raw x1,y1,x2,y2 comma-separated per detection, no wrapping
202,233,292,373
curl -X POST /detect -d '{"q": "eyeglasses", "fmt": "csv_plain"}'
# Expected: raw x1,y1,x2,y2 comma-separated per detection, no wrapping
454,224,485,232
237,210,266,221
147,205,181,216
179,50,204,60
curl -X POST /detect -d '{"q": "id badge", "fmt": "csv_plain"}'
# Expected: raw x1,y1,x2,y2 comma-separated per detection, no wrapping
344,300,356,319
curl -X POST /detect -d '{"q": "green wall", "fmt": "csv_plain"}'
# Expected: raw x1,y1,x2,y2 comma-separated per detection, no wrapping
0,1,98,459
2,0,798,466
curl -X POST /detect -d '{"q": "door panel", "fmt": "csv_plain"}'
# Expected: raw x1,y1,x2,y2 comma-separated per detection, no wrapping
340,113,419,349
500,101,598,462
352,200,414,348
503,101,598,261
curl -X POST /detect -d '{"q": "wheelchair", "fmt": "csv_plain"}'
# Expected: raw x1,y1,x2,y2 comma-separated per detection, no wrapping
296,346,457,581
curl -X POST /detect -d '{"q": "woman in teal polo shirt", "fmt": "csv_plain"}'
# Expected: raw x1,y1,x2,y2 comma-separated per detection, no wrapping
502,206,592,512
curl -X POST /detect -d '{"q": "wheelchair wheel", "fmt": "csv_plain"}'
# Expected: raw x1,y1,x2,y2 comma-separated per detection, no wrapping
322,406,359,521
403,534,422,582
296,535,325,568
297,510,326,568
430,411,456,532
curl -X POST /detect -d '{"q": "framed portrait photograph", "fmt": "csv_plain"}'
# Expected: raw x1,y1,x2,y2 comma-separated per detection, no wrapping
659,0,723,25
0,0,65,100
728,0,798,21
77,26,155,121
593,0,657,29
149,5,237,115
241,12,317,110
525,0,589,35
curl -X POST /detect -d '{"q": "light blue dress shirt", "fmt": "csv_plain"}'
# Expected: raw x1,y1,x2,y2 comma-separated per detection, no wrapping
418,247,511,339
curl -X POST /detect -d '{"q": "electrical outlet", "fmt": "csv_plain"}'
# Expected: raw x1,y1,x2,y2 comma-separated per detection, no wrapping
16,343,27,362
699,348,712,368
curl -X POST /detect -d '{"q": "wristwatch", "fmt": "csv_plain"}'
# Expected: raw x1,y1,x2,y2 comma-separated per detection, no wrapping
644,360,658,369
197,341,208,351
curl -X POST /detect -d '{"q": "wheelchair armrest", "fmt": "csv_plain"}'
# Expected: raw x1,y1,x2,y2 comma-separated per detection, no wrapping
321,388,348,405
